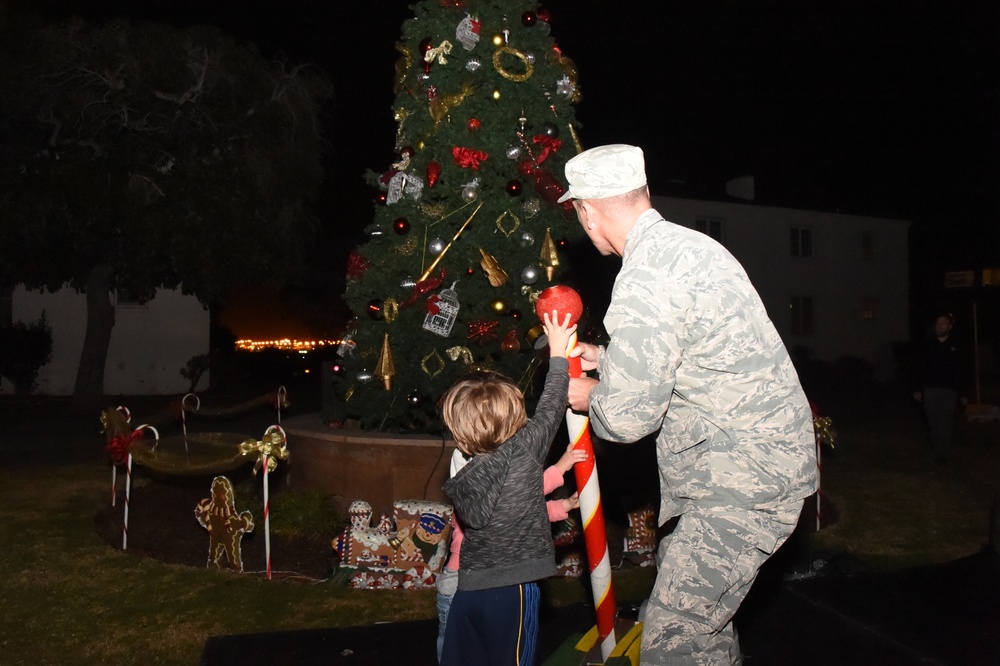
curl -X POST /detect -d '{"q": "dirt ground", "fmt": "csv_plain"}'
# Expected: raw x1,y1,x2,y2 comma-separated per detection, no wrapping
94,468,337,581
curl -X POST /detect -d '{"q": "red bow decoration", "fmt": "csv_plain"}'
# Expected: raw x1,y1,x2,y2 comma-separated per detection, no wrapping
532,136,563,165
517,160,570,207
106,429,145,465
452,146,489,170
346,250,371,280
402,269,447,307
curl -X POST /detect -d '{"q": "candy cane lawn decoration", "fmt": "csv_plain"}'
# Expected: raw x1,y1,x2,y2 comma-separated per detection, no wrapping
239,425,290,579
110,405,130,507
122,424,159,550
181,392,200,439
536,286,617,661
276,385,287,424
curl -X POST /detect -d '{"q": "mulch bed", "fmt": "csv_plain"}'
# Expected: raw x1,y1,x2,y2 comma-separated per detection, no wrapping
94,467,336,581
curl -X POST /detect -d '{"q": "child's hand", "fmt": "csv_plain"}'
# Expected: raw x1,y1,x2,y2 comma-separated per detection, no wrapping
561,492,580,513
555,441,588,474
542,310,577,359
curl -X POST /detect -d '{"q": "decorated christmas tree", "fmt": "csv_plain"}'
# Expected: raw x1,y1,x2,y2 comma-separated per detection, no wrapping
326,0,600,431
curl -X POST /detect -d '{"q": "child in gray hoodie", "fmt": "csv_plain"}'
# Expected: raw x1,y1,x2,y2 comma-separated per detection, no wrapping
439,311,575,665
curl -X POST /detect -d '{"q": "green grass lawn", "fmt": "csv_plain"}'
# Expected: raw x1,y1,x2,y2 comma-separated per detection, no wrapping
1,377,998,664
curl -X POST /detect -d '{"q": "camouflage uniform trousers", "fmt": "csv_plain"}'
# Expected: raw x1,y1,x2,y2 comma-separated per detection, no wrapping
640,500,804,665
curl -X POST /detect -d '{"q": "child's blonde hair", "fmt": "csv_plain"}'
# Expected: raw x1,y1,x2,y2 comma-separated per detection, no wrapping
439,372,527,456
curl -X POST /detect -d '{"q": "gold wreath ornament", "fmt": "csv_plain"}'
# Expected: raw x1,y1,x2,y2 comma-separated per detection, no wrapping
493,46,534,82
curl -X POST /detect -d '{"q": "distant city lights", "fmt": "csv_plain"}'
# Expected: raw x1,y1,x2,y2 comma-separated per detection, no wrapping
234,338,343,353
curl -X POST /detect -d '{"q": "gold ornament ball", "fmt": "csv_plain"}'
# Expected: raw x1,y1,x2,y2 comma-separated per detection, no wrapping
492,88,502,101
492,33,505,47
490,298,508,315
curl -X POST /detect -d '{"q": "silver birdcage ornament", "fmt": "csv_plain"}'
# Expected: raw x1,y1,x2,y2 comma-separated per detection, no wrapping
422,282,460,337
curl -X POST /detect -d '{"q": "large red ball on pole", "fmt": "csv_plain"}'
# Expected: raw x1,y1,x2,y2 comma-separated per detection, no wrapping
534,285,583,325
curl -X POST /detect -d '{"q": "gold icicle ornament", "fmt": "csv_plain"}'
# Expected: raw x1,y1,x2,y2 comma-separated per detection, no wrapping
540,228,559,280
374,333,396,391
479,248,509,287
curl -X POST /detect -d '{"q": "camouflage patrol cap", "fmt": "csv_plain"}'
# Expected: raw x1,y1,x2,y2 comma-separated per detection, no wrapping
557,144,647,203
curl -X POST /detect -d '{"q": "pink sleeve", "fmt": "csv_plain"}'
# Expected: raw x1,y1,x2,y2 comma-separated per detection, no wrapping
546,498,569,522
543,465,565,494
446,514,463,571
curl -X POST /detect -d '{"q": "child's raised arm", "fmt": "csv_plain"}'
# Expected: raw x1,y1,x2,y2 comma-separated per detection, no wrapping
542,310,576,359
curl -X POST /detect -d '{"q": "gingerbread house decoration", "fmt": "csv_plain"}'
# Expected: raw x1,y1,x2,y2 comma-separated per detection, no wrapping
333,499,453,589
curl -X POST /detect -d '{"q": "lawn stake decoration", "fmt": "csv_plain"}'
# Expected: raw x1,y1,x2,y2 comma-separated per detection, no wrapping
332,499,453,589
534,285,620,662
194,476,254,573
100,405,132,506
239,425,290,580
116,423,159,550
181,393,200,439
812,410,836,530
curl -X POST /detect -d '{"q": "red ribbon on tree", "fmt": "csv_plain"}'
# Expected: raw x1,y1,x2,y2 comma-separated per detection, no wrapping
106,429,146,465
402,269,447,307
346,250,371,280
531,135,563,164
452,146,489,170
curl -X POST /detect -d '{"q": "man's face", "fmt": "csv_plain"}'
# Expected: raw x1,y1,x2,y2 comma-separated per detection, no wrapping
934,316,953,338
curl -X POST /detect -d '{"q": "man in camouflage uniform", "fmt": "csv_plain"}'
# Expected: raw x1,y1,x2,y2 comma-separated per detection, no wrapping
561,144,817,664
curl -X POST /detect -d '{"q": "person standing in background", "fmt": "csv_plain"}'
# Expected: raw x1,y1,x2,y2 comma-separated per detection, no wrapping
913,313,969,464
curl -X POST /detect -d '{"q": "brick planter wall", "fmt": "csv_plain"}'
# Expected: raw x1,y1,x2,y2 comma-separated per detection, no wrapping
281,414,456,518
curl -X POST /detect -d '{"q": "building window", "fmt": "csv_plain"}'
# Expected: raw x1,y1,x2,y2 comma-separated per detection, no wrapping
862,297,876,320
862,231,875,261
790,296,814,335
790,227,812,257
695,218,724,242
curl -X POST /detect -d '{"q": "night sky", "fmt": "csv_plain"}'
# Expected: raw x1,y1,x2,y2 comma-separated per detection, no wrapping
10,0,1000,335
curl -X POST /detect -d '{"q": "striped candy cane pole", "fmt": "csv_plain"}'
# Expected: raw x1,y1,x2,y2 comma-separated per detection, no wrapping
181,393,200,440
111,405,131,507
815,436,822,531
566,332,617,661
122,424,159,550
276,386,287,424
262,424,286,580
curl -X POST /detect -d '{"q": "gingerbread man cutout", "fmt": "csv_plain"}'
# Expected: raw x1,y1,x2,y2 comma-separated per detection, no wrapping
194,476,254,573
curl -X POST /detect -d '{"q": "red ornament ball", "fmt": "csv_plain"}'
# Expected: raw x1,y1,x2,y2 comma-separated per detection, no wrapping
374,192,388,206
367,298,384,320
506,179,523,196
535,285,584,325
557,237,569,249
521,11,537,27
393,218,411,235
467,118,481,132
466,267,475,276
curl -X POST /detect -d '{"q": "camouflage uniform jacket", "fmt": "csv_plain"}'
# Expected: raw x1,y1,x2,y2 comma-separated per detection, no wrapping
590,209,818,524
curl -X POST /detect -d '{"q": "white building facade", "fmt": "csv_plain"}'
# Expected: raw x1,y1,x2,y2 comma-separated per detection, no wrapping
2,285,209,395
653,195,910,381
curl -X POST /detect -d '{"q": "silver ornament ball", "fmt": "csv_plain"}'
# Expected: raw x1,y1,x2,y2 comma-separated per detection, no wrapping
521,265,540,285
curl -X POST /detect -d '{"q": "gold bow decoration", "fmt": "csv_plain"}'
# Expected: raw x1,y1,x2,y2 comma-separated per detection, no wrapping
424,40,453,65
813,416,836,448
239,429,290,475
446,345,474,365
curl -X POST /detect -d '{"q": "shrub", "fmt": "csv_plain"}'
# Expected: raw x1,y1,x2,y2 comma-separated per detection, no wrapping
0,312,53,394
